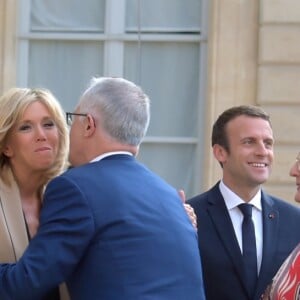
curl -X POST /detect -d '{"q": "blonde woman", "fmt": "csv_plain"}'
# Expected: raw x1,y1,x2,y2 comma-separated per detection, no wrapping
0,88,69,300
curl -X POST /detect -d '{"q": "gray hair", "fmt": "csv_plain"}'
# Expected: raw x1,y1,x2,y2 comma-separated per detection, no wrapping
77,77,150,146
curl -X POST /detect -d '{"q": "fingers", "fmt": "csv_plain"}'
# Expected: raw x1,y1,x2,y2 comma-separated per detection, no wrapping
178,189,197,230
184,203,197,230
178,189,186,203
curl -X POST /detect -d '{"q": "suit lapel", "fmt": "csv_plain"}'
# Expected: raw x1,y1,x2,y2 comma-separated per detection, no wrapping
0,176,29,261
207,184,246,284
256,192,278,292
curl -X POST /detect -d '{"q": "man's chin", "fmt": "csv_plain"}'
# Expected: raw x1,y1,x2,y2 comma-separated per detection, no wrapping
253,178,268,186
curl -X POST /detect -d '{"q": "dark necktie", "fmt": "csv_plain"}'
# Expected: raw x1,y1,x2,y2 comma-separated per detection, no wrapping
238,203,257,296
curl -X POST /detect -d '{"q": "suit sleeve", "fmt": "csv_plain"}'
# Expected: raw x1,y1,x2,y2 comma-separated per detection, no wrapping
0,175,95,300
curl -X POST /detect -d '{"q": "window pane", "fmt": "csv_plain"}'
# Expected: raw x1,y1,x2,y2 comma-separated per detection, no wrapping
30,0,105,32
124,42,200,137
27,41,104,111
126,0,201,32
137,144,197,198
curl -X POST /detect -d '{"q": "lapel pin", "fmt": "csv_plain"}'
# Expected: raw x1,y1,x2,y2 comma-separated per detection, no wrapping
268,213,275,219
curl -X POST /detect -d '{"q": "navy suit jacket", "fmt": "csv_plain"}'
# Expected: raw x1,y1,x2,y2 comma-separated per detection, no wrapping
187,182,300,300
0,155,205,300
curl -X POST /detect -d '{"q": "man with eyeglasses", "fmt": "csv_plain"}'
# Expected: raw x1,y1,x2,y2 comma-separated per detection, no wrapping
0,77,206,300
291,152,300,203
261,153,300,299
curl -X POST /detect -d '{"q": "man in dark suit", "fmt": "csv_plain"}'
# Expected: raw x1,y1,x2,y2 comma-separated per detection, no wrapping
0,77,206,300
188,105,300,300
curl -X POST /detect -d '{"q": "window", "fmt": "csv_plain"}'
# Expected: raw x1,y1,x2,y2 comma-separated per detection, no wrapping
17,0,208,197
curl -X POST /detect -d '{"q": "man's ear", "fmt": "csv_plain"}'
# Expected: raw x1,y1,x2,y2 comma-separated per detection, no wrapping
84,114,96,137
213,144,227,165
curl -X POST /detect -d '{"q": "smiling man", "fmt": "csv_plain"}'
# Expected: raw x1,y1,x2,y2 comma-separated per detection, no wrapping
187,105,300,300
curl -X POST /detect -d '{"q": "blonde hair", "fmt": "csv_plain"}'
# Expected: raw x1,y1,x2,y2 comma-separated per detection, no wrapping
0,87,69,195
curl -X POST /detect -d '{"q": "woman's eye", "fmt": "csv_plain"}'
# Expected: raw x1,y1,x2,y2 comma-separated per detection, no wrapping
19,124,31,131
43,121,55,128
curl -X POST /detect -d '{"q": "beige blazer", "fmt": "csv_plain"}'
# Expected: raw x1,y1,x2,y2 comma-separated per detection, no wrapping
0,176,70,300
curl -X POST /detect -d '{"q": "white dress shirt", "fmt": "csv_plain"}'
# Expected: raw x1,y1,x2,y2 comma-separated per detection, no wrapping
90,151,133,163
219,180,263,274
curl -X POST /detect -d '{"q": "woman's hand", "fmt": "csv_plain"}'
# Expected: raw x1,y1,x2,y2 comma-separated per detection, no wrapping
178,189,197,230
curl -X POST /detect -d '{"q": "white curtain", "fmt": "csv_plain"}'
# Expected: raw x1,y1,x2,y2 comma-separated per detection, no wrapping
126,0,201,31
31,0,105,31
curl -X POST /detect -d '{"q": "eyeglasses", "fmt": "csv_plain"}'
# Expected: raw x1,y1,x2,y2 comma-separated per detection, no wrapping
296,152,300,172
66,112,87,126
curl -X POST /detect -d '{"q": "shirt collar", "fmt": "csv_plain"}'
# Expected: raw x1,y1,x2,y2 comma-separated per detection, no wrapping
90,151,133,163
219,180,262,211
